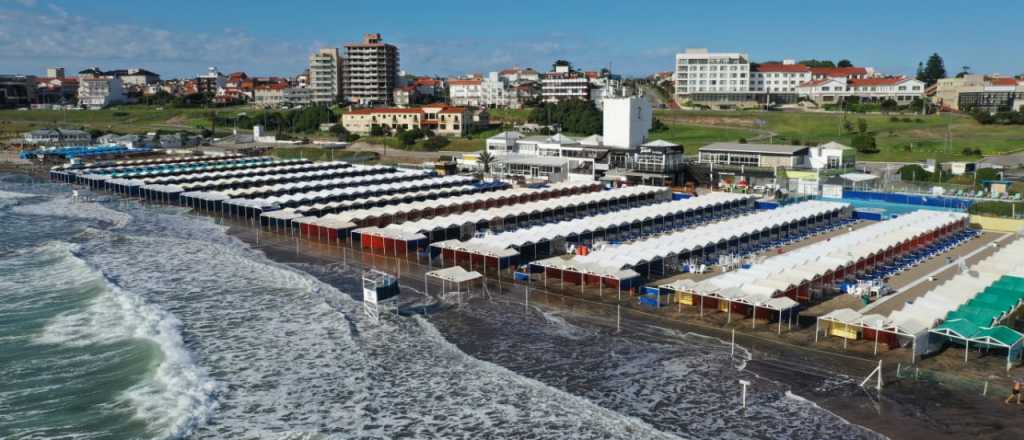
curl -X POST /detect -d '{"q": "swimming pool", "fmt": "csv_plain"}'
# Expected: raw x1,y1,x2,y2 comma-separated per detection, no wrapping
817,196,966,217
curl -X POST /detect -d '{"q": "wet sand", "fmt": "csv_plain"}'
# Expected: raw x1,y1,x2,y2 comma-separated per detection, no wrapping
222,216,1024,440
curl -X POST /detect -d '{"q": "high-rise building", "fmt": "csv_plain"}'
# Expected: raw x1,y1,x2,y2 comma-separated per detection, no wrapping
674,48,756,108
309,48,343,105
344,33,399,106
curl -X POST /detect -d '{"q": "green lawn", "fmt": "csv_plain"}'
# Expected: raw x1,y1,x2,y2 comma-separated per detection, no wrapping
648,125,759,154
654,109,1024,162
0,105,253,139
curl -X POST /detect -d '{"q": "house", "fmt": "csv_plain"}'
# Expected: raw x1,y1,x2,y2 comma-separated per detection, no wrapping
698,142,810,168
23,128,92,145
807,141,855,170
340,105,477,136
78,76,125,109
393,85,417,107
35,76,79,104
797,76,925,105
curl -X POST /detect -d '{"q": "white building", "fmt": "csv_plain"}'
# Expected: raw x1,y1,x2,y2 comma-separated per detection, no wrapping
309,48,343,105
78,76,125,109
807,141,855,170
449,72,522,108
749,61,811,103
674,48,755,107
602,96,652,148
24,128,91,145
797,76,925,105
541,62,590,102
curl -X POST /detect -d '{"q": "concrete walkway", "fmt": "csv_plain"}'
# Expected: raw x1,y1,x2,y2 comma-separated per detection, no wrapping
860,232,1014,315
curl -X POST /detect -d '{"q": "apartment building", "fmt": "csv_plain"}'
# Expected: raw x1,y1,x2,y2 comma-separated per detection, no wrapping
341,105,475,136
309,48,343,105
499,67,540,83
253,80,312,108
674,48,756,108
449,72,523,108
541,61,590,102
934,75,1024,112
344,33,399,106
78,76,125,109
196,67,226,95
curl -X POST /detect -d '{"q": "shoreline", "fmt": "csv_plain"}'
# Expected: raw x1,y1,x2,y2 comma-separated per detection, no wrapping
220,216,1024,440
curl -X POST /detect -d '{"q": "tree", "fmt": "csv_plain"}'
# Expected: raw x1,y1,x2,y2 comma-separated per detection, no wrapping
798,59,835,68
477,150,495,173
837,59,853,68
852,133,878,154
917,53,947,86
956,65,971,78
737,137,747,144
369,125,386,137
880,99,899,113
397,127,423,146
650,118,668,132
898,164,931,181
856,118,868,134
421,136,449,151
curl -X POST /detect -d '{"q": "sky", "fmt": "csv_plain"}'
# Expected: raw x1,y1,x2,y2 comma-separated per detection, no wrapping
1,0,1021,79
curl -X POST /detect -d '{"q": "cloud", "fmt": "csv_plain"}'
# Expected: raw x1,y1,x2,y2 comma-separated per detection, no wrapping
0,6,665,78
0,8,308,76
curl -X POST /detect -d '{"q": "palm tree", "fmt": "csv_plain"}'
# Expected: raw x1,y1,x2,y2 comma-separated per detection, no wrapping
478,150,494,174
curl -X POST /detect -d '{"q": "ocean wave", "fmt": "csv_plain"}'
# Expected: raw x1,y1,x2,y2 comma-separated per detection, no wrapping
32,244,218,439
13,196,132,228
0,189,35,208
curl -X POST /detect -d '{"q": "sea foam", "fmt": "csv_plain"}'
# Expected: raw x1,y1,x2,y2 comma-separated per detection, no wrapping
33,245,218,438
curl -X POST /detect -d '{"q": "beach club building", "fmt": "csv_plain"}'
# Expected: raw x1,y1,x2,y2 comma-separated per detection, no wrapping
698,142,810,168
349,186,670,257
661,210,968,335
529,200,853,294
817,233,1024,370
429,192,755,273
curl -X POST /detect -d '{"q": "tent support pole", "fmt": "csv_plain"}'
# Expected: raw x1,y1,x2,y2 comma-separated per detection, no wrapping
778,310,783,335
874,328,880,356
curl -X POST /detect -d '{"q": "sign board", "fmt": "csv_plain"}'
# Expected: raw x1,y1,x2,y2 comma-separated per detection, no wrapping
821,184,843,199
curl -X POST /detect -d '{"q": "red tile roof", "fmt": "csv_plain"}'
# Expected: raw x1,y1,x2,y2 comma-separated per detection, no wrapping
448,79,482,86
798,79,834,88
811,67,869,77
439,107,467,114
988,77,1018,86
347,108,425,115
414,78,439,86
753,63,811,73
848,77,911,87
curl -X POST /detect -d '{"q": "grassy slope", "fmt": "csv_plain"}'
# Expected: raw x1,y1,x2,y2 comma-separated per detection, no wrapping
0,105,254,139
7,106,1022,162
655,109,1024,162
